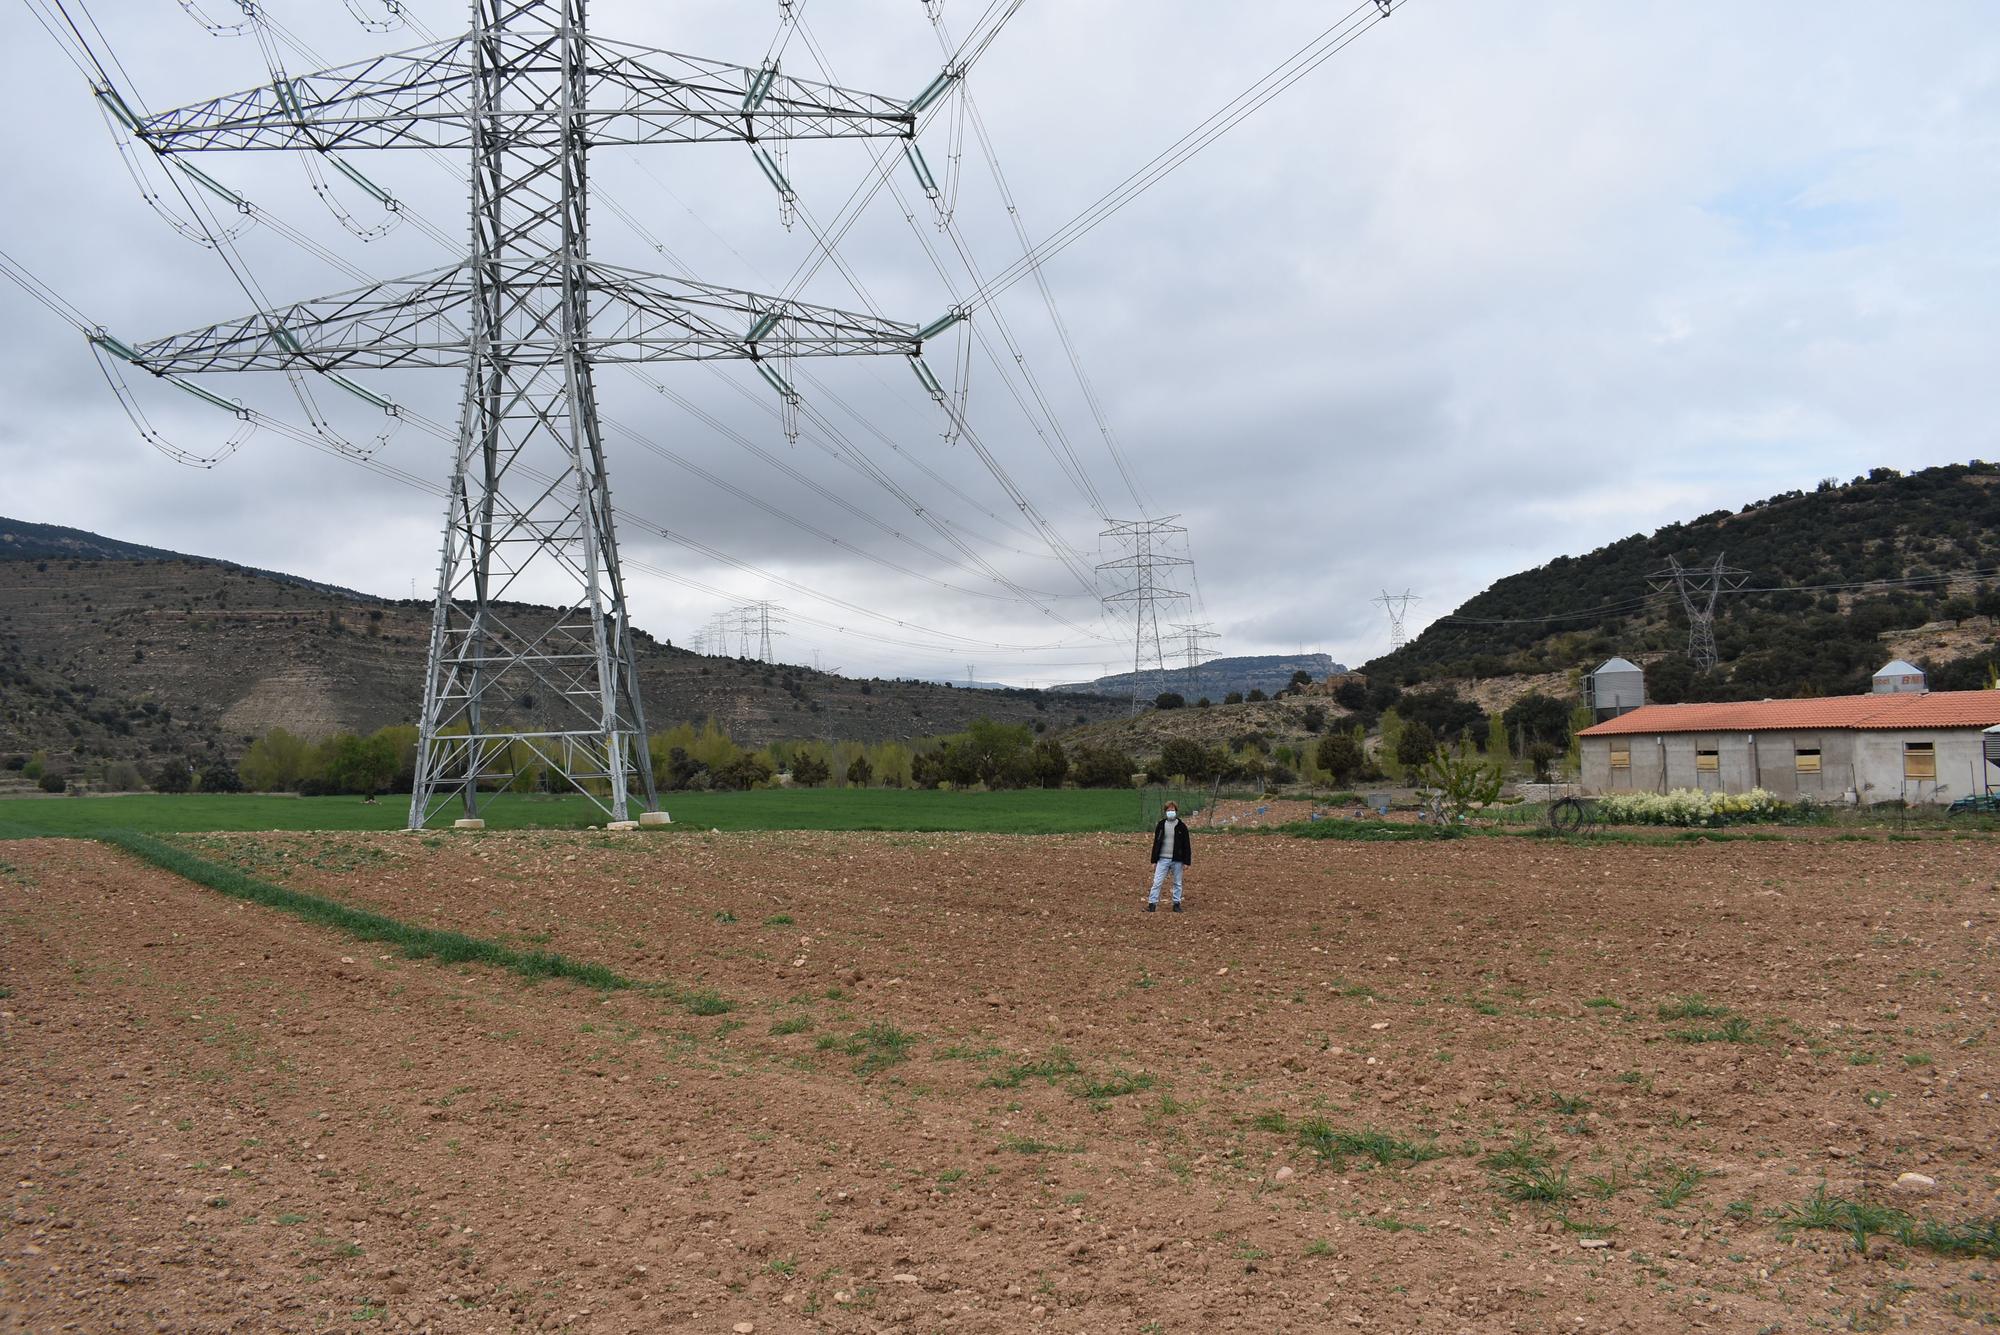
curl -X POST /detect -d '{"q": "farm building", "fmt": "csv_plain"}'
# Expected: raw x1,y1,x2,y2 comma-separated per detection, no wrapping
1576,684,2000,805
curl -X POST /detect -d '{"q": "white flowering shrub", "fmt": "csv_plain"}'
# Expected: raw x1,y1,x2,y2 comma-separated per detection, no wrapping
1596,787,1789,827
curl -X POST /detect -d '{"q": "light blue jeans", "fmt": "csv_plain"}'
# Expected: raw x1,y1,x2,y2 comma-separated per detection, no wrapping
1147,859,1185,905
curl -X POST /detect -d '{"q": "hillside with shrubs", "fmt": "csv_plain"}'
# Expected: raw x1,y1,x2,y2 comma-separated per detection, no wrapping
1366,462,2000,703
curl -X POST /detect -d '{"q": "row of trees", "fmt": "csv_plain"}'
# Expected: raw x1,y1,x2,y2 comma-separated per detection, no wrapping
201,717,1150,796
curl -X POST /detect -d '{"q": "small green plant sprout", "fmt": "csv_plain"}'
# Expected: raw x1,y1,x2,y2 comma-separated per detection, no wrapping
820,1023,917,1075
1546,1091,1591,1116
1657,995,1729,1021
770,1013,814,1036
1653,1162,1709,1210
1583,996,1621,1010
1074,1069,1155,1101
1482,1134,1575,1206
1294,1121,1441,1169
1670,1015,1758,1044
982,1048,1080,1089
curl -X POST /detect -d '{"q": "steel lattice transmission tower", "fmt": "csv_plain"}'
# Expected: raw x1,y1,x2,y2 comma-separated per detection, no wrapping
735,600,785,664
1373,589,1420,651
1169,621,1220,700
1097,517,1191,715
1647,555,1749,673
105,0,938,827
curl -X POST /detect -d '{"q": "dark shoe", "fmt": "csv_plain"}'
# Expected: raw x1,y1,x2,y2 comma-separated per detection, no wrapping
1170,902,1183,913
1144,902,1156,913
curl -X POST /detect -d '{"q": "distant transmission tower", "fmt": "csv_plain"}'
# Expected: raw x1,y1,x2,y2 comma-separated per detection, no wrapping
1170,621,1220,700
1374,590,1420,651
99,0,938,828
1098,517,1191,714
736,600,786,664
1647,555,1749,673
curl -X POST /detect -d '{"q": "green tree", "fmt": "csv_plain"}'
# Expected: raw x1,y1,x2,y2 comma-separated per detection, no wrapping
318,733,396,794
198,759,244,794
1158,736,1218,781
1246,688,1267,702
1224,691,1244,705
152,760,193,793
1395,719,1439,772
791,752,831,787
1300,704,1326,733
1316,732,1364,785
715,752,774,790
1071,745,1137,788
846,754,874,787
1154,691,1186,710
239,727,311,791
1027,737,1068,788
1501,692,1574,750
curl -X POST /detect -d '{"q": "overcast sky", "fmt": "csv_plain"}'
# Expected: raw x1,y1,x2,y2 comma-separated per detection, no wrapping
3,1,1996,685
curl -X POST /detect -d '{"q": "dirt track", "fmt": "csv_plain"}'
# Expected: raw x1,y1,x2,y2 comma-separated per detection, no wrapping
3,829,1998,1332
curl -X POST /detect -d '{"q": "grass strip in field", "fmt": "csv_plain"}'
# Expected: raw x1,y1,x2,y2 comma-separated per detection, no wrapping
1270,820,1459,843
97,830,634,991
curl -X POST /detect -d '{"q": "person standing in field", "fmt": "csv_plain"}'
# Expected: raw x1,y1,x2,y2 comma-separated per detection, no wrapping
1144,801,1192,912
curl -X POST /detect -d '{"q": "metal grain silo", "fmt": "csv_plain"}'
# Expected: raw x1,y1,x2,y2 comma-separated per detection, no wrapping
1871,659,1927,694
1586,657,1646,720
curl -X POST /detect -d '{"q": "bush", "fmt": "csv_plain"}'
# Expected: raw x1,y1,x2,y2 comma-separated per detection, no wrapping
1246,689,1267,703
1224,691,1244,705
38,771,67,794
1596,787,1790,827
198,761,244,794
1316,732,1365,785
152,761,193,793
1300,704,1326,733
715,753,775,791
1154,692,1186,710
1071,745,1137,788
1195,697,1211,708
1416,743,1505,822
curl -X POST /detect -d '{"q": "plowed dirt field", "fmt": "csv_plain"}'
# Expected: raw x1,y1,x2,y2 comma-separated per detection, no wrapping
3,829,1998,1333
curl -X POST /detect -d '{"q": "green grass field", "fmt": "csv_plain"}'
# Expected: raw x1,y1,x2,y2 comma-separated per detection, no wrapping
0,786,1205,839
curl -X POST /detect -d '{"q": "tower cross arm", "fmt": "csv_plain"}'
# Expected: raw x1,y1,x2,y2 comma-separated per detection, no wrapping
583,40,915,144
586,267,921,363
134,34,914,155
118,264,921,375
134,37,480,154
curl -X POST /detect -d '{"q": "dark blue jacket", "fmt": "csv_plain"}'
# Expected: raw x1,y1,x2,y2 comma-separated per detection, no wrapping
1149,817,1192,865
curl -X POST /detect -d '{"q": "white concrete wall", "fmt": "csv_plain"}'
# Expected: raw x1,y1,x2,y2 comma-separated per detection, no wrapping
1580,728,1988,804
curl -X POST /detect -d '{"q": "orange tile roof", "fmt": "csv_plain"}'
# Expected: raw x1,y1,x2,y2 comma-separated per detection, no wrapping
1578,690,2000,737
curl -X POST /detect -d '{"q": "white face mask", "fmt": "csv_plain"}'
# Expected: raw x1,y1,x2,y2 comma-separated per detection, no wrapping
1164,812,1178,824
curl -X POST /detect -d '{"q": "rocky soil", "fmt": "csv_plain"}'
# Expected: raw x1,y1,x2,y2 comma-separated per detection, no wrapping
4,829,1998,1332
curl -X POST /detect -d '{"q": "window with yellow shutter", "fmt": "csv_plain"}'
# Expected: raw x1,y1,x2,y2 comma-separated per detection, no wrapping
1904,742,1936,780
1795,748,1821,775
1609,747,1630,770
1695,749,1719,772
